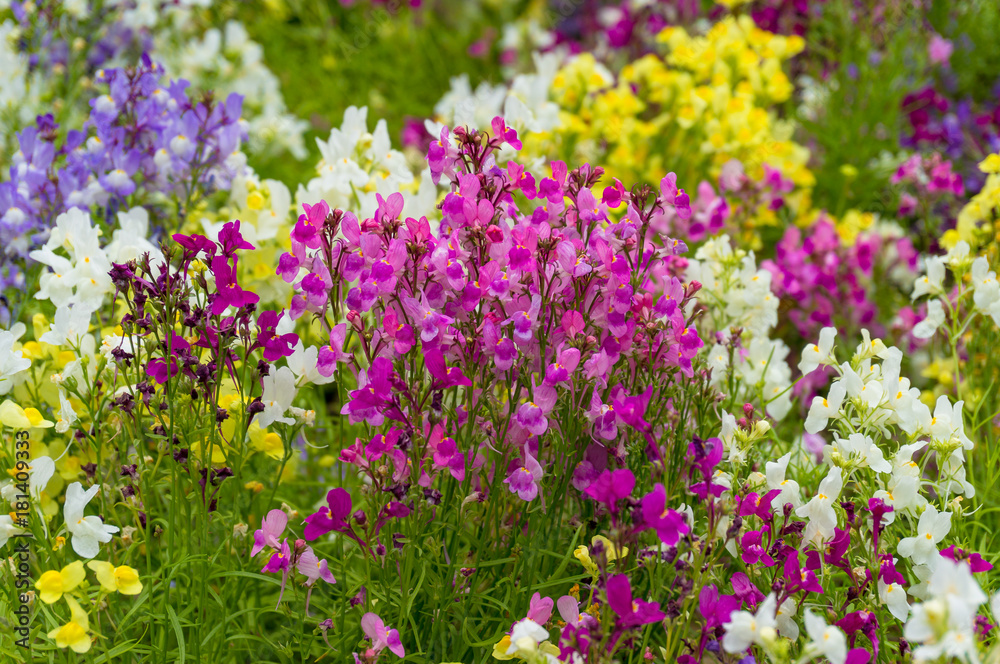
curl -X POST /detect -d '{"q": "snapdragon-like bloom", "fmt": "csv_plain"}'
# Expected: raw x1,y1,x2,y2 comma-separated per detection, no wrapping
898,505,952,565
504,447,544,502
606,574,665,628
722,593,777,653
360,613,405,659
303,488,354,541
795,467,843,541
64,482,119,558
251,509,288,557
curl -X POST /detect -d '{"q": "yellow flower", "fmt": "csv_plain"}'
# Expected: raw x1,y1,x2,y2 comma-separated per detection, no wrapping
24,407,54,428
591,535,628,562
978,153,1000,173
35,561,86,604
492,635,514,660
574,545,599,577
87,561,143,595
48,596,92,653
0,400,31,428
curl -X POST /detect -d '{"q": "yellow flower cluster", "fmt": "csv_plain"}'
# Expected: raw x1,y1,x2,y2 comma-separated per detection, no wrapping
526,17,812,200
949,153,1000,251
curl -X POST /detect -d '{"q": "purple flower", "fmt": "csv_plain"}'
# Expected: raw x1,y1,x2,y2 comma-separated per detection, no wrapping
514,385,557,436
738,490,782,521
317,324,350,377
262,539,291,573
740,530,775,567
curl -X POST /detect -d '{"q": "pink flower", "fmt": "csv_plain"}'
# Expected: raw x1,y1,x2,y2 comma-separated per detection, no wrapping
251,509,287,557
928,34,953,66
360,613,405,658
504,447,544,501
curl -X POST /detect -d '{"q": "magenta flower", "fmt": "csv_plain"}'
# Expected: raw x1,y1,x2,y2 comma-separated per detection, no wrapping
730,572,765,610
543,346,581,385
514,385,557,436
783,550,823,595
941,545,994,573
660,172,691,220
360,613,405,659
491,116,522,150
256,310,298,362
740,530,775,567
303,488,353,540
583,469,635,512
147,334,190,384
425,348,472,389
637,484,689,546
342,357,396,426
251,509,287,557
738,490,782,521
210,255,259,315
504,447,544,502
291,200,328,249
606,575,665,628
262,539,291,574
218,220,255,257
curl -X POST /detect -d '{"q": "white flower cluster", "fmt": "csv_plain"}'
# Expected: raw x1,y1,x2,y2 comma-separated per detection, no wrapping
29,208,161,317
910,241,1000,339
431,51,563,164
296,106,438,221
688,235,792,420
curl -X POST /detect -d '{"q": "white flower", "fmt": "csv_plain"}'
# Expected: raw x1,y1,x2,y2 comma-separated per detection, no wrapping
805,382,846,434
971,256,999,312
795,467,843,541
39,302,94,347
927,395,973,450
775,598,799,640
285,341,335,387
722,593,777,653
841,362,883,408
905,556,986,663
804,609,848,664
799,326,837,375
56,391,78,433
29,456,55,500
505,618,558,662
834,432,891,474
913,300,945,340
912,256,945,299
879,578,910,621
765,452,801,512
0,514,23,548
0,327,30,395
897,505,951,566
65,482,119,558
872,473,922,523
257,366,297,428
